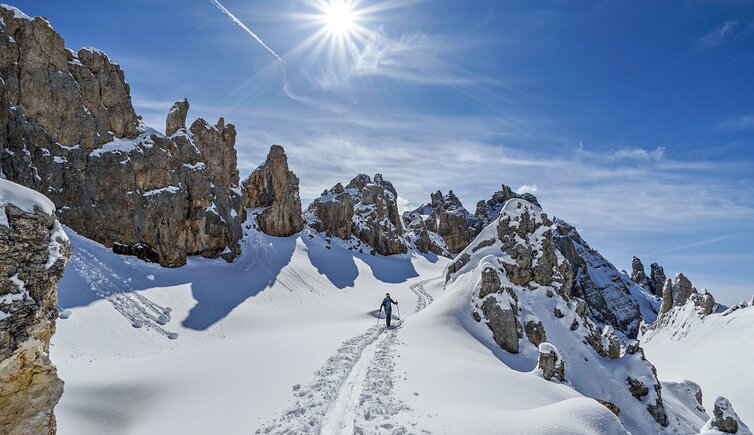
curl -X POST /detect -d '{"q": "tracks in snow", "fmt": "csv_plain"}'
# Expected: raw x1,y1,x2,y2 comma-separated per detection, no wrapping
257,278,439,434
68,245,177,338
409,278,436,312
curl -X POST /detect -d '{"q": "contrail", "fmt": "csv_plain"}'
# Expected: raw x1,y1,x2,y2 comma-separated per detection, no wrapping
210,0,283,62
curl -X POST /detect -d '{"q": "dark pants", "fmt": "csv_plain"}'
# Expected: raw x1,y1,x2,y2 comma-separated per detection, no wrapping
385,308,392,328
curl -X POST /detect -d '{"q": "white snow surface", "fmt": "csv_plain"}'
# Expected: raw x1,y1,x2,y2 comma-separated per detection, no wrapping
53,208,632,435
642,300,754,426
0,178,55,222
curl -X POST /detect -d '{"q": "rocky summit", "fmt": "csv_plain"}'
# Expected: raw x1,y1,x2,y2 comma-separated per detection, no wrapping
0,8,244,267
242,145,303,237
406,184,542,255
306,173,407,255
449,198,671,433
0,179,70,435
554,219,657,338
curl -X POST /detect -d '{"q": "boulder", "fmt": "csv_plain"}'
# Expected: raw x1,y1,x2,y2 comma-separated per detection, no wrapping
702,397,751,434
242,145,303,237
537,342,565,382
0,179,70,435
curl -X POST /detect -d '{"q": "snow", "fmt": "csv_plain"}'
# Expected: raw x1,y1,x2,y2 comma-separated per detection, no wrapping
0,178,55,226
46,219,70,269
0,3,31,20
142,186,181,197
182,162,206,170
52,207,637,434
642,300,754,425
89,130,158,157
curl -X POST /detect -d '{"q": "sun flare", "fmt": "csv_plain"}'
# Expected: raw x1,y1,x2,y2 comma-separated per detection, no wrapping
323,1,356,36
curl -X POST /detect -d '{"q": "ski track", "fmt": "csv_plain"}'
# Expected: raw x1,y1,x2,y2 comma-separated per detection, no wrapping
258,278,440,434
409,278,436,312
68,245,176,338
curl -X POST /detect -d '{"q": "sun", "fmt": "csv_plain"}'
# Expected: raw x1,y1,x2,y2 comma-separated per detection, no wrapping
322,1,357,36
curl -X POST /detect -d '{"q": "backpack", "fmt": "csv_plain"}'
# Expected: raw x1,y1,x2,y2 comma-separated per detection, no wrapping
383,298,392,311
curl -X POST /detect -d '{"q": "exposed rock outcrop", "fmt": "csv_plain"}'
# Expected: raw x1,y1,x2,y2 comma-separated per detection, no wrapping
165,98,189,136
554,219,656,338
0,7,244,267
0,179,70,435
306,174,407,255
473,184,540,234
536,342,565,382
701,397,752,434
407,184,541,255
659,273,717,316
407,190,476,254
242,145,303,237
450,198,672,433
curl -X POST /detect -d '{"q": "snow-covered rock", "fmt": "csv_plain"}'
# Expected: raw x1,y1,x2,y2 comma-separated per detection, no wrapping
0,179,70,435
306,174,407,255
554,218,659,338
446,198,687,433
701,397,752,435
0,6,244,267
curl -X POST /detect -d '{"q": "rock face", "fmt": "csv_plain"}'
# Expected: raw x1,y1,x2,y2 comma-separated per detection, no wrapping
406,184,541,255
473,184,540,233
242,145,303,237
0,179,70,435
554,219,657,338
407,190,476,254
659,273,716,316
453,198,672,433
165,98,189,136
0,7,244,267
306,174,407,255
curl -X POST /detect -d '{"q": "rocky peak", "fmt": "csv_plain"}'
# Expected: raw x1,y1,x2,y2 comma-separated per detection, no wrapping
554,219,654,338
306,173,407,255
242,145,303,237
631,256,650,289
659,273,717,316
0,179,70,435
407,189,476,254
449,197,671,432
0,5,139,150
166,98,189,136
474,184,541,228
0,7,244,267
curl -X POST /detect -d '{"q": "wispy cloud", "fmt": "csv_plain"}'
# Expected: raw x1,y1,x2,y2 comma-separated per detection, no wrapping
612,147,665,161
716,114,754,131
209,0,283,62
698,20,738,47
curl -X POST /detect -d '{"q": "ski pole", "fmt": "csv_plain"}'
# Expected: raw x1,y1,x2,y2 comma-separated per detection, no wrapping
397,302,401,321
376,308,382,326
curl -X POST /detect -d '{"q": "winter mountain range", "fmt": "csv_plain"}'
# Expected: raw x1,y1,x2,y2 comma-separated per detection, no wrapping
0,4,752,435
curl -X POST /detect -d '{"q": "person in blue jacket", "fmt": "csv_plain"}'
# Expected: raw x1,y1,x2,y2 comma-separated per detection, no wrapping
380,293,398,329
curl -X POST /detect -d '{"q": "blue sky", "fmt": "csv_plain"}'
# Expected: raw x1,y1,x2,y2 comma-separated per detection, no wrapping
12,0,754,304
